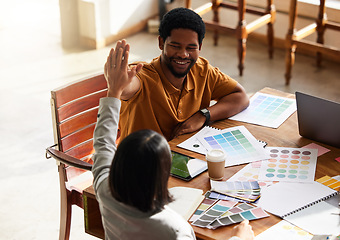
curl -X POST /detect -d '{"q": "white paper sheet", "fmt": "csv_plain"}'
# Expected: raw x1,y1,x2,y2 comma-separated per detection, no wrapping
229,92,296,128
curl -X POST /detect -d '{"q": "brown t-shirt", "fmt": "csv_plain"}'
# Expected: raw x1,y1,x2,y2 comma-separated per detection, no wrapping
119,56,238,141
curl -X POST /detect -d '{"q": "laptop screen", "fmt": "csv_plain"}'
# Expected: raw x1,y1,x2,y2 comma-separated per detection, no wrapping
295,92,340,148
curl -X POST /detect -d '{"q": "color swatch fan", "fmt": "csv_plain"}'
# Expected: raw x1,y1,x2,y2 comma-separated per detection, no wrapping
210,180,261,202
229,92,296,128
191,200,269,229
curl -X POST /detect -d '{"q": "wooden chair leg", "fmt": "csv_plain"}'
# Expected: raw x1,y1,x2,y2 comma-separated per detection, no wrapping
237,0,246,76
285,44,296,85
59,197,72,240
285,0,298,85
212,0,221,46
267,0,275,59
237,38,246,76
316,0,326,67
58,165,72,240
267,22,274,59
185,0,191,9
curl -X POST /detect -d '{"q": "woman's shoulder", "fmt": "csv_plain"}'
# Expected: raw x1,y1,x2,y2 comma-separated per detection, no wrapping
154,206,193,229
151,206,196,239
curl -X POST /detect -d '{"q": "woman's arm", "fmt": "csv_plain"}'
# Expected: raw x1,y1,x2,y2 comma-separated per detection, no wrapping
92,98,121,190
93,39,142,190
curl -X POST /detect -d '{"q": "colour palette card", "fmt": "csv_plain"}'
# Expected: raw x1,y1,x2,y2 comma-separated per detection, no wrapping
229,92,296,128
191,200,237,228
208,205,269,229
210,180,261,202
259,147,318,183
316,175,340,191
208,191,250,203
177,126,221,155
199,126,267,167
228,161,277,188
189,197,218,222
220,202,256,217
192,201,269,229
255,220,313,240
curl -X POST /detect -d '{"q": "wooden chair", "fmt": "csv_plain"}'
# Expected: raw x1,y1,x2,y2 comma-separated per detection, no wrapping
46,73,107,240
285,0,340,85
185,0,276,76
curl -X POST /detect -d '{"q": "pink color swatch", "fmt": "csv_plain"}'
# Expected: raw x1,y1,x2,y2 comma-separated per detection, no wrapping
302,143,330,156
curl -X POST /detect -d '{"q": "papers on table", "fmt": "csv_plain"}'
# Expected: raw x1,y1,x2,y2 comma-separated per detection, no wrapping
175,90,338,235
198,126,267,167
255,220,313,240
258,147,318,183
227,161,277,188
229,92,296,128
177,126,221,155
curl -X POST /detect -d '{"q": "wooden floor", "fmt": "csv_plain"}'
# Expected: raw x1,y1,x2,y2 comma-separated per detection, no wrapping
0,0,339,239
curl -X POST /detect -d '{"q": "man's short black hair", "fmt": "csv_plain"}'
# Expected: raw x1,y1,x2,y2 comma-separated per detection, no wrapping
159,7,205,45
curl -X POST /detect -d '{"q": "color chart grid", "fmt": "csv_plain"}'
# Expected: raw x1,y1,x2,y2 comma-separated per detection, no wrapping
259,147,318,183
199,126,267,167
229,92,296,128
228,161,277,188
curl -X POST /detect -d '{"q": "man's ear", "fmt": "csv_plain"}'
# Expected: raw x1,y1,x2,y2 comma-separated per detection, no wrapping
158,36,164,50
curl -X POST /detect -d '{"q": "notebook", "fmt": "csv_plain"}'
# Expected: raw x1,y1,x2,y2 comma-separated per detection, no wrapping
168,187,205,220
256,181,340,235
295,92,340,148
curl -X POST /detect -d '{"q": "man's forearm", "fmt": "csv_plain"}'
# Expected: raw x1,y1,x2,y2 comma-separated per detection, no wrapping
208,89,249,122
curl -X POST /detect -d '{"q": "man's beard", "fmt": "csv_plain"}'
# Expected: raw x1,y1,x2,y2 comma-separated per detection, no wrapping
164,55,196,78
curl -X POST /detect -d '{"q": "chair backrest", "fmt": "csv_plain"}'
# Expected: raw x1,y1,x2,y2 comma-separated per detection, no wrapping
50,73,107,181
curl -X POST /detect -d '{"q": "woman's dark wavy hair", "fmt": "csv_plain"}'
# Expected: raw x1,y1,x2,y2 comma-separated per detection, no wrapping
109,129,173,212
159,7,206,45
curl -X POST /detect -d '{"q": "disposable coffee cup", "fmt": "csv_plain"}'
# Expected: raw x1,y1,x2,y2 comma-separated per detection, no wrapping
206,149,226,180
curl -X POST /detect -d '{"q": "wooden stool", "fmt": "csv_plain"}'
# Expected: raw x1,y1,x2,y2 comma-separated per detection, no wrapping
285,0,340,85
185,0,276,76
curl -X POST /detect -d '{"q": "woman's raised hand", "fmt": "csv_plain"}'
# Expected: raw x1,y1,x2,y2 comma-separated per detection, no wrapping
104,39,142,98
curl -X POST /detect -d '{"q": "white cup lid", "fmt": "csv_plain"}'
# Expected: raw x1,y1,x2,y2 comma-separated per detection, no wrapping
206,149,226,162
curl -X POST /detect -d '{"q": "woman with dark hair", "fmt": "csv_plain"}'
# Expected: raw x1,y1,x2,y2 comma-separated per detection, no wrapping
110,128,173,213
91,37,254,239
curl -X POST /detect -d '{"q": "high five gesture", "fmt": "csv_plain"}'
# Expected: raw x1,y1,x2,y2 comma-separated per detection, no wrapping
104,40,142,99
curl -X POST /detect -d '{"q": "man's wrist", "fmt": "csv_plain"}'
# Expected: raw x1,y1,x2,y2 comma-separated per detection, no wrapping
199,108,210,126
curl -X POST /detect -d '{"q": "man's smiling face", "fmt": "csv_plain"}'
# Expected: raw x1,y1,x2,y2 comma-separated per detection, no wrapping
159,28,201,78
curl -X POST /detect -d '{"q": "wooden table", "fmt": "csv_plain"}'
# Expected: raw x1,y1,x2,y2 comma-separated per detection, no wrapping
83,87,340,239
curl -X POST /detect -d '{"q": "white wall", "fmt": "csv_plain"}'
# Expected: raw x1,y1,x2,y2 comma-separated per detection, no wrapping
61,0,340,50
77,0,159,47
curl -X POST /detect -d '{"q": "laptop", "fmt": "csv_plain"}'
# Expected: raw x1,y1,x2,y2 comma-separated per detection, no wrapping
295,92,340,148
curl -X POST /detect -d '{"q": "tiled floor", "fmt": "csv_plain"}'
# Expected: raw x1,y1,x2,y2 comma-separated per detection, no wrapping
0,1,339,240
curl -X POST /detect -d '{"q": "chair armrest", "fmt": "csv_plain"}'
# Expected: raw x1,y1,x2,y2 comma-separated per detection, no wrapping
46,146,92,171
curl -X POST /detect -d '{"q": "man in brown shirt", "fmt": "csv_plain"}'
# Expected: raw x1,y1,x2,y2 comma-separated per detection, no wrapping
104,8,249,141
